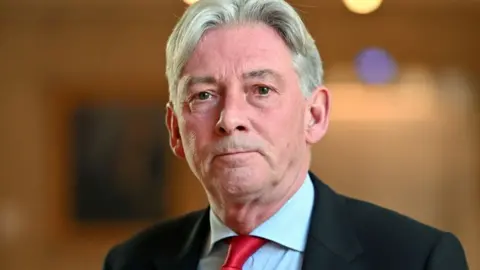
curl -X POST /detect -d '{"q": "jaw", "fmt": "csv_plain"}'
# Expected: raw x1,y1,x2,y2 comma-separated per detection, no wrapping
206,152,311,234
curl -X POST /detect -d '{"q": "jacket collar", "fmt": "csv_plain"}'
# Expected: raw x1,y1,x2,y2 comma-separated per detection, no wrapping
155,171,363,269
301,172,363,270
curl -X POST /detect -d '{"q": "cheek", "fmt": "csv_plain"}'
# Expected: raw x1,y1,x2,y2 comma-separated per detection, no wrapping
276,104,306,146
180,115,215,152
257,102,303,142
183,131,197,152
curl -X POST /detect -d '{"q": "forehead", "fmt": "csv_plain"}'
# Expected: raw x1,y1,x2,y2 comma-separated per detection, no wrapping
183,23,294,76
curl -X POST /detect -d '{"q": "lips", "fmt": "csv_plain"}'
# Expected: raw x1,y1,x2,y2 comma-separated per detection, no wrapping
213,151,257,162
217,151,253,156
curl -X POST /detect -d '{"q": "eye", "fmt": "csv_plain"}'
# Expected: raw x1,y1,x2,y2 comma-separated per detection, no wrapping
196,91,212,100
256,86,271,96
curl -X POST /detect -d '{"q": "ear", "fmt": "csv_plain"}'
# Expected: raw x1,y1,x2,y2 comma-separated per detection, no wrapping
304,87,330,144
165,102,185,159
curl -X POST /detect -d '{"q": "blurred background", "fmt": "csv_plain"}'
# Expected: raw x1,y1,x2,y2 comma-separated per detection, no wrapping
1,0,480,269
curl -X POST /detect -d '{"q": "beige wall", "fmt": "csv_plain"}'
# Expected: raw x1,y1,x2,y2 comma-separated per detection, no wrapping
1,1,479,269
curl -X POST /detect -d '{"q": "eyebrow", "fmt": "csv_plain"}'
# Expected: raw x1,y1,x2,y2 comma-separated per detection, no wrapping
179,76,216,95
188,76,217,85
242,69,282,82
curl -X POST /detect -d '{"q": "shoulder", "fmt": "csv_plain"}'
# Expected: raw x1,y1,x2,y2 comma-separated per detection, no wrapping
103,209,205,270
342,195,467,267
344,196,443,242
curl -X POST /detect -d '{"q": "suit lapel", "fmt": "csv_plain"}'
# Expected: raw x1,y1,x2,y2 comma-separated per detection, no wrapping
150,172,363,270
302,172,363,270
152,209,210,270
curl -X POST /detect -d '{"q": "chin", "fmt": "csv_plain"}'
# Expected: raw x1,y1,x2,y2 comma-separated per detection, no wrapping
214,167,266,196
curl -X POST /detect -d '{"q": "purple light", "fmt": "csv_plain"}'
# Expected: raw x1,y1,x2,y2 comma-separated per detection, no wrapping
355,47,397,84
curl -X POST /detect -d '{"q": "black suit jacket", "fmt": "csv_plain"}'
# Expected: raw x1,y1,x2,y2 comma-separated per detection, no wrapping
103,173,469,270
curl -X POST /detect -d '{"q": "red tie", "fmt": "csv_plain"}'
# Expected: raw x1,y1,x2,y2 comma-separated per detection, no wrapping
221,235,267,270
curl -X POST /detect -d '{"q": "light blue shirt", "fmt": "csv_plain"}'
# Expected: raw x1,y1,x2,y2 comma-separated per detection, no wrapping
198,174,315,270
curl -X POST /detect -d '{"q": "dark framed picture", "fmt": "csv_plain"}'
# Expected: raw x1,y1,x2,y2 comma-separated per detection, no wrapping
72,104,168,221
46,82,173,241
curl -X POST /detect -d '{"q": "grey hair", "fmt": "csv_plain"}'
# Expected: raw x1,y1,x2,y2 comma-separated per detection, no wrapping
165,0,323,102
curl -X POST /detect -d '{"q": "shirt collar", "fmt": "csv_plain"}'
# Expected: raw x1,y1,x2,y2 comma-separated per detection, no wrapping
206,173,315,254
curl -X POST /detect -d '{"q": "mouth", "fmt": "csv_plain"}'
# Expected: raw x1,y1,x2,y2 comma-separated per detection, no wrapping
211,150,260,166
216,151,255,157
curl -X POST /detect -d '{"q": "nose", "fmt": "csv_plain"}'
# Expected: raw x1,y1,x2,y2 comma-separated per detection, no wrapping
215,92,248,136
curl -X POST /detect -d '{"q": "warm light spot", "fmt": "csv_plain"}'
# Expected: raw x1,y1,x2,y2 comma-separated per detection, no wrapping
342,0,383,14
184,0,199,5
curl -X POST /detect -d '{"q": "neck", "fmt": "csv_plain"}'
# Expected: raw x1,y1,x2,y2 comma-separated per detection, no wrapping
210,160,310,235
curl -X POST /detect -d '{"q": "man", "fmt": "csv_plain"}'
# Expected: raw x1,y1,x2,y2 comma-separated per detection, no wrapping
103,0,469,269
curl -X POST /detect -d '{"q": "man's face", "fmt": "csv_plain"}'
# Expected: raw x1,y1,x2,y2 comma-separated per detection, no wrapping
166,23,328,202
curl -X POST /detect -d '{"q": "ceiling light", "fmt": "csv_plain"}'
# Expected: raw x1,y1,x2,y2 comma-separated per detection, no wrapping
343,0,383,14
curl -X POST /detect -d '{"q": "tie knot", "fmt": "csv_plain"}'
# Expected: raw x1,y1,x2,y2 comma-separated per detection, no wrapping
221,235,267,269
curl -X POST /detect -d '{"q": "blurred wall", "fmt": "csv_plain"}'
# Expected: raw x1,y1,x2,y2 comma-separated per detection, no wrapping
1,0,479,269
